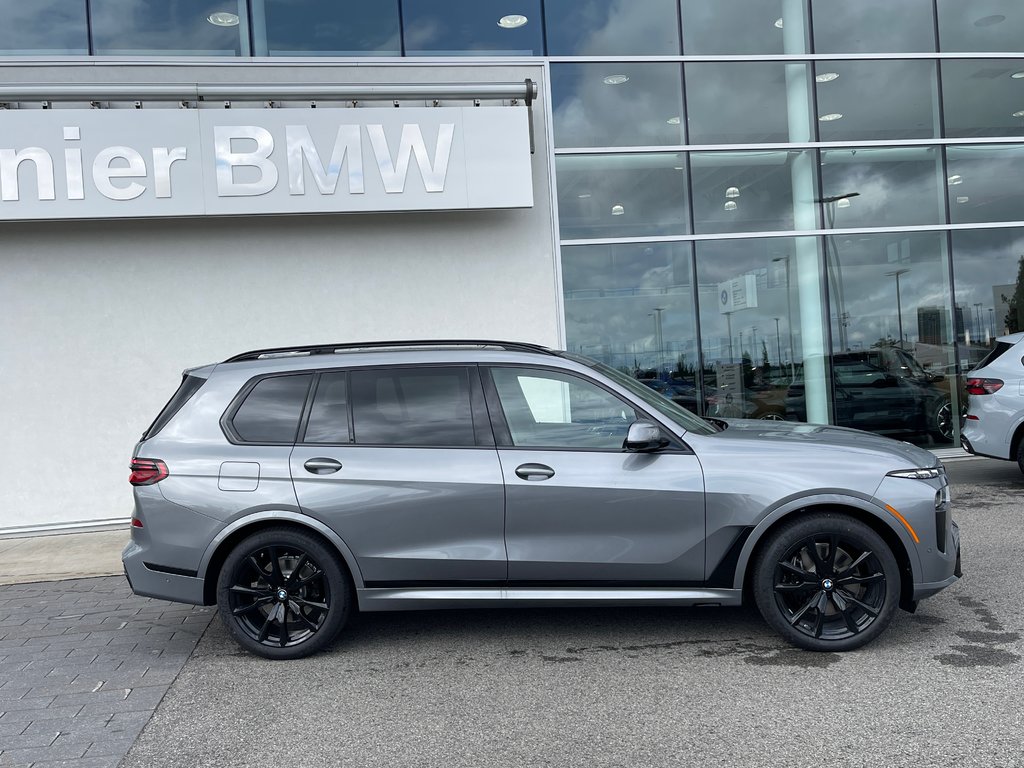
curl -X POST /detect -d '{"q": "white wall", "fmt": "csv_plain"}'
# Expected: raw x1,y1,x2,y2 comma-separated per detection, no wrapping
0,61,559,532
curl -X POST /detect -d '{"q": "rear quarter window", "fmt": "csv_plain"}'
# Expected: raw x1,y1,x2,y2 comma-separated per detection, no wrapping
228,374,313,444
143,374,207,439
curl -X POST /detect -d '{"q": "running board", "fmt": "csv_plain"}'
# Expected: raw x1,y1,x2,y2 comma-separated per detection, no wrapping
356,586,743,612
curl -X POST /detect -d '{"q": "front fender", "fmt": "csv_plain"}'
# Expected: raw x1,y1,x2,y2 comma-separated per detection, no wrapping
730,492,922,591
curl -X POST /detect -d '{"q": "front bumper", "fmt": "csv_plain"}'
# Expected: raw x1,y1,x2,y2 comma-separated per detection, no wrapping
912,521,962,602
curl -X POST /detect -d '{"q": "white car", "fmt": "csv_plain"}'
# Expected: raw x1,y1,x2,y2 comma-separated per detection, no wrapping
962,332,1024,472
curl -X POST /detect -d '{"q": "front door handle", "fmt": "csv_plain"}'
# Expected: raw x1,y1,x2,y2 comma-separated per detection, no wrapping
303,458,342,475
515,463,555,481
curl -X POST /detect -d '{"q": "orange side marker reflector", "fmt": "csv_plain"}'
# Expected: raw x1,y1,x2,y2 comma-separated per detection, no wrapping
885,504,920,543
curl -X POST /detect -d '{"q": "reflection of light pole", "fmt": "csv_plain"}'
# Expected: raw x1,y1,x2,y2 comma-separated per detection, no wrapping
989,307,995,337
650,307,665,369
773,317,783,370
772,256,795,377
885,268,910,347
817,192,859,351
973,303,983,340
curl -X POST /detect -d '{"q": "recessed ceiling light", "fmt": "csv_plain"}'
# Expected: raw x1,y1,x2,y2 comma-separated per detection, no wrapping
673,166,684,170
666,116,681,125
774,18,784,29
1013,110,1024,118
611,204,625,215
974,14,1005,27
724,201,738,211
603,75,629,85
956,196,970,204
497,14,528,29
725,186,740,199
947,174,963,185
577,193,592,199
818,113,843,121
816,72,840,83
836,197,851,208
207,11,239,26
1012,71,1024,79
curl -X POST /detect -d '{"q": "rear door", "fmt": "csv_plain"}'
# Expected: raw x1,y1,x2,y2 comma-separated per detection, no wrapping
483,365,706,583
289,365,506,585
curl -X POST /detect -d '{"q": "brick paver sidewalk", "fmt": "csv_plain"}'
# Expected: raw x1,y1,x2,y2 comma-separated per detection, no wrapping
0,577,213,767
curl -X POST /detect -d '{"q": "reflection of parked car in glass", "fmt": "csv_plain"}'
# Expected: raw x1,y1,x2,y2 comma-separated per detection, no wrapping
961,332,1024,472
785,358,929,437
640,378,700,414
837,348,960,442
707,381,788,420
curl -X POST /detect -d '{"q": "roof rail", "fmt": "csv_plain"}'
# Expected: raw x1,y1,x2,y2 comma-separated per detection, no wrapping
222,340,559,363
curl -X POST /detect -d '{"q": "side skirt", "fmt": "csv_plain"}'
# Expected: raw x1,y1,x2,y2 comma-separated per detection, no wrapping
356,587,743,612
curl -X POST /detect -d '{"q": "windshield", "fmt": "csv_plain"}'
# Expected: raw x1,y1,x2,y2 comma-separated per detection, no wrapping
570,357,717,436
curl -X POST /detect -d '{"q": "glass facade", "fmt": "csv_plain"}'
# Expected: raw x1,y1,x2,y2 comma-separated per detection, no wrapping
3,0,1023,447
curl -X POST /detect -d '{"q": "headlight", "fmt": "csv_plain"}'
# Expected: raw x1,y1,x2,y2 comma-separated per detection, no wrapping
887,467,943,480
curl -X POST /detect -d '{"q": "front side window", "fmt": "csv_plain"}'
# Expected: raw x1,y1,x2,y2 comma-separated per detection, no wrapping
230,374,313,443
489,368,638,450
351,367,475,447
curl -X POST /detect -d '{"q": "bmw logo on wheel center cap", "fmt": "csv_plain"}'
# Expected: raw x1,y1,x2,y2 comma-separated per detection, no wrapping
822,579,834,590
277,589,288,601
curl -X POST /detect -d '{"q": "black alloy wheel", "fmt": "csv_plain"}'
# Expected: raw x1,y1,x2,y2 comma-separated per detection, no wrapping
216,528,350,659
753,514,900,651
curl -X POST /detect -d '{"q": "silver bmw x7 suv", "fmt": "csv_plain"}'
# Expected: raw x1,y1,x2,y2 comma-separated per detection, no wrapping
123,340,961,659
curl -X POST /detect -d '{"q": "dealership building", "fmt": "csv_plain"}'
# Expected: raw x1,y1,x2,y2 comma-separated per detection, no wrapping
1,0,1022,534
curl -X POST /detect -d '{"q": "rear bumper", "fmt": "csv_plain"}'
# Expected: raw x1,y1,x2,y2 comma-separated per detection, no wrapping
122,540,206,605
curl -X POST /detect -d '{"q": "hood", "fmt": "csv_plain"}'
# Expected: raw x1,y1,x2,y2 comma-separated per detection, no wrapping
704,419,939,469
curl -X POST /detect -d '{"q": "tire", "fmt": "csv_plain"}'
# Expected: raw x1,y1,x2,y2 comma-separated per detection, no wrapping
1017,441,1024,475
216,527,351,660
752,513,900,652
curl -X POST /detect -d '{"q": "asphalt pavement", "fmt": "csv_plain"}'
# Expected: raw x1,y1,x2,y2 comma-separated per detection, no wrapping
1,457,1022,768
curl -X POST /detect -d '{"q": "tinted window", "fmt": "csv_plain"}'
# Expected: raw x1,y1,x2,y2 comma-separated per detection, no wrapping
232,375,312,443
304,372,351,444
0,0,87,54
490,367,637,450
259,0,400,55
143,374,206,439
90,0,247,55
401,0,543,56
975,341,1014,370
351,368,475,446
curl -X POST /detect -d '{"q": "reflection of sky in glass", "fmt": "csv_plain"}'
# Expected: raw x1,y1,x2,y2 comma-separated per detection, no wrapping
680,0,789,55
546,0,678,55
811,0,935,52
937,0,1024,52
685,63,798,145
821,148,943,228
941,60,1024,139
815,61,938,141
557,154,689,240
952,228,1024,339
91,0,246,54
563,243,696,375
0,0,87,53
234,375,312,442
262,0,400,56
552,64,683,148
351,369,475,446
827,232,951,351
690,151,810,235
402,0,542,55
947,146,1024,225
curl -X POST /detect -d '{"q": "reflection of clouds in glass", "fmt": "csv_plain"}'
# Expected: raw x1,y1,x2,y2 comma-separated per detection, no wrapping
947,146,1024,224
92,0,244,52
691,151,807,234
402,0,542,54
811,0,934,52
552,64,683,148
941,59,1024,139
0,0,87,52
823,148,942,227
686,63,794,144
816,61,936,141
546,0,678,55
937,0,1024,51
680,0,786,55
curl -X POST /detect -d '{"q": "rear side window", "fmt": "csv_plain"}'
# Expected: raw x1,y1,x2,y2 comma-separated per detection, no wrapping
974,341,1014,371
351,367,475,446
143,374,206,439
230,374,313,443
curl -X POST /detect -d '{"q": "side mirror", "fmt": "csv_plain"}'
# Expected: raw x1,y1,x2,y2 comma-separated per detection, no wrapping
624,421,669,452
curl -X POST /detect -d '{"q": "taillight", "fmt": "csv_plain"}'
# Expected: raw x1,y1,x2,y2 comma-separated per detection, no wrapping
129,458,168,486
965,378,1003,395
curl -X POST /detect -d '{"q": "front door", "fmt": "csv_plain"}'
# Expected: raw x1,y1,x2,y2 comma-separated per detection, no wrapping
484,366,706,584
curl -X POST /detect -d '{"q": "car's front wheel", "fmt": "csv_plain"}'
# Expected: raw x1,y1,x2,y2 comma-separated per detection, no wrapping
752,513,900,651
216,527,350,659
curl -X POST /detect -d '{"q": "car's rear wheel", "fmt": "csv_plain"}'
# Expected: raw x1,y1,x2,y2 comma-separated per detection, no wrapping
753,513,900,651
1016,441,1024,475
216,527,350,659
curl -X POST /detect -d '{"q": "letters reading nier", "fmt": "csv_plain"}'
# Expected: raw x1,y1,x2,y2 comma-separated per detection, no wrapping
0,122,456,202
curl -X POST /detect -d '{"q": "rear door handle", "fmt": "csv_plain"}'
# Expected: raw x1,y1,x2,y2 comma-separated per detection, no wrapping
303,458,342,475
515,463,554,481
